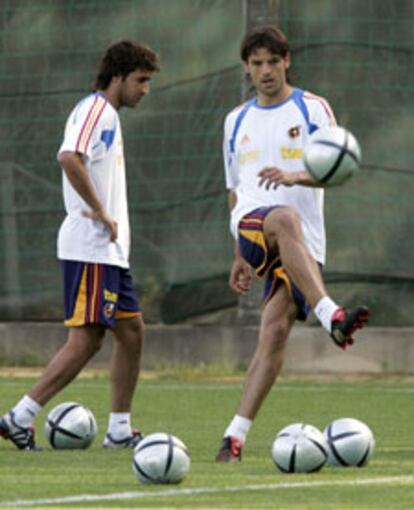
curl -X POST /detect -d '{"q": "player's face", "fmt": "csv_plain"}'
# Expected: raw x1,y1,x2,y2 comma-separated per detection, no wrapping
119,69,153,108
244,48,290,103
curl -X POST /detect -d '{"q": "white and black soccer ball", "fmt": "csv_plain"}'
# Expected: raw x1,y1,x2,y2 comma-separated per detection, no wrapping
132,432,190,484
304,126,361,185
272,423,328,473
45,402,97,449
324,417,375,467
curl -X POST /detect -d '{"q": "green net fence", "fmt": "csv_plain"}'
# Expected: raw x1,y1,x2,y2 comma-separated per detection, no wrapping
1,0,413,325
0,0,244,322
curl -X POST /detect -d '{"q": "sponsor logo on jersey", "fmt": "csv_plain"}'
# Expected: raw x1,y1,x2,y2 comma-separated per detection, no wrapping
239,150,260,165
280,146,303,159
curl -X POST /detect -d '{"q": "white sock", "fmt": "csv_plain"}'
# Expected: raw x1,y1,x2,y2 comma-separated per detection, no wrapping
224,414,252,443
11,395,42,428
314,296,340,333
107,412,131,439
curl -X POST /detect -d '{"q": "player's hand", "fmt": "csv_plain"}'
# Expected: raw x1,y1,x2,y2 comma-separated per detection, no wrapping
82,209,118,242
257,167,297,190
229,257,252,295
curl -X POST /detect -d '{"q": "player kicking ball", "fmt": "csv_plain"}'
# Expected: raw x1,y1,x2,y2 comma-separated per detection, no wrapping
215,26,368,462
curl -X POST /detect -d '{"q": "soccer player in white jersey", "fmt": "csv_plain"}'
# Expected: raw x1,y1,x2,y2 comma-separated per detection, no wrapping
215,26,369,462
0,40,160,451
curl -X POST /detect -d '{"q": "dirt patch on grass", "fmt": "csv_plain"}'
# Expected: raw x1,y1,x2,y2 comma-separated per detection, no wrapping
1,366,414,384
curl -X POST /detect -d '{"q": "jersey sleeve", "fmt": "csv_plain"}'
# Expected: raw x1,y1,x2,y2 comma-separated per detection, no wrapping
223,113,239,190
304,92,337,130
58,94,111,161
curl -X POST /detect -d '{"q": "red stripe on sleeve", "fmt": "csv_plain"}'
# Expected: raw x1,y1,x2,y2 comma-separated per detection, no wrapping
81,100,107,153
76,96,99,153
304,92,336,124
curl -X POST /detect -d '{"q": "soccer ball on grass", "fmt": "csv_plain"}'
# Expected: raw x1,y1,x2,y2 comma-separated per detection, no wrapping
272,423,328,473
44,402,97,449
132,432,190,484
324,417,375,467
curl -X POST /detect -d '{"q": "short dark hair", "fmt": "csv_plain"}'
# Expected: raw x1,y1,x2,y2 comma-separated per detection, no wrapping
241,25,289,62
94,39,160,90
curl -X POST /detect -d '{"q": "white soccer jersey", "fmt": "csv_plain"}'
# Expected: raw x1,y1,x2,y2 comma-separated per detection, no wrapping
57,92,130,268
223,87,336,264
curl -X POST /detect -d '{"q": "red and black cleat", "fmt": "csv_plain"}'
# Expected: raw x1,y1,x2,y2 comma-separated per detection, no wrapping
330,306,369,350
215,436,243,462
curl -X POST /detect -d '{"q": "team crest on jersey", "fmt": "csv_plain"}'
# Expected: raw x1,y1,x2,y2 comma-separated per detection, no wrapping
240,134,251,145
288,126,301,138
103,302,115,319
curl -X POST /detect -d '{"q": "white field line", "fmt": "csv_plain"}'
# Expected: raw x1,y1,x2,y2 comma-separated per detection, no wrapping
0,476,413,507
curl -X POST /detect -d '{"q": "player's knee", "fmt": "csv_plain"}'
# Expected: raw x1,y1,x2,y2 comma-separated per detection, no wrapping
132,316,145,340
272,206,301,233
118,316,145,350
261,321,290,357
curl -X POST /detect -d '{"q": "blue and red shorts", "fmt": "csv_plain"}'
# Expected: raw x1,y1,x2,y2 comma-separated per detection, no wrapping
61,260,141,328
238,206,311,321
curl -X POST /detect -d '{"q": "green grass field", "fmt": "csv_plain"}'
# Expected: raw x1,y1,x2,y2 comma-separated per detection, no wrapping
0,373,413,509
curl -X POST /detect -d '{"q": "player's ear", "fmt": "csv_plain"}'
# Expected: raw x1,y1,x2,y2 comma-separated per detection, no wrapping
242,61,250,77
284,52,291,71
110,74,123,86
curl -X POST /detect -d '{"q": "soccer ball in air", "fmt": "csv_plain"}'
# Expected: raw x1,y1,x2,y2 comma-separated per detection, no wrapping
303,126,361,185
44,402,97,449
132,432,190,484
271,423,328,473
324,417,375,467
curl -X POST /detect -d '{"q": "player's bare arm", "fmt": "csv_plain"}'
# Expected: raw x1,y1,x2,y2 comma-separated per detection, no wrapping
57,151,118,241
228,189,238,210
258,167,321,190
227,190,253,294
230,247,252,295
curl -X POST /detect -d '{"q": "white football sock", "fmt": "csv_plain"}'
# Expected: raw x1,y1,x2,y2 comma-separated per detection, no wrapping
11,395,42,428
314,296,340,333
107,412,131,439
224,414,252,443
